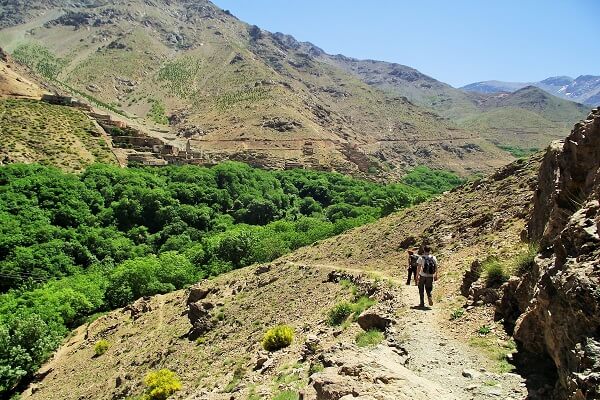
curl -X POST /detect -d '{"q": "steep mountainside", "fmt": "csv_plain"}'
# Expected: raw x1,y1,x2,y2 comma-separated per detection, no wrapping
499,107,600,399
17,106,600,400
325,56,589,149
462,75,600,106
0,0,511,178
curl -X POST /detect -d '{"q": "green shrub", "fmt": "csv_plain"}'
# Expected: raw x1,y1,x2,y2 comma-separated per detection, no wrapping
262,325,294,351
450,308,465,321
350,296,375,319
515,244,539,275
142,369,182,400
94,339,110,356
477,325,492,336
327,295,376,326
356,329,384,348
327,302,353,326
308,362,324,375
272,390,299,400
483,258,509,287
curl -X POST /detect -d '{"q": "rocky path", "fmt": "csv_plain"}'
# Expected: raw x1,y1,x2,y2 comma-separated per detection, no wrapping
292,262,528,399
396,283,527,400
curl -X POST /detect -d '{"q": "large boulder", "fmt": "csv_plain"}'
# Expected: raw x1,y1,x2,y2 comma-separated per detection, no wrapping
356,308,394,332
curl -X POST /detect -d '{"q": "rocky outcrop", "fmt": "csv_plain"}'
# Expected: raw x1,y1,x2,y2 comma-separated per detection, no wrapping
504,108,600,399
186,284,219,340
307,345,457,399
528,108,600,245
261,117,302,132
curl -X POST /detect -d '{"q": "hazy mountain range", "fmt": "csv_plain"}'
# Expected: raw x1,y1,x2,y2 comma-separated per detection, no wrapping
461,75,600,106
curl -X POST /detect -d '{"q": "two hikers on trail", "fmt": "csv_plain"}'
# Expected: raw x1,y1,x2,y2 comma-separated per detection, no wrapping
406,246,439,308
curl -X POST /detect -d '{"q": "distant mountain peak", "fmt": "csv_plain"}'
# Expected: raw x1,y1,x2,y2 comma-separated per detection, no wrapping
461,75,600,106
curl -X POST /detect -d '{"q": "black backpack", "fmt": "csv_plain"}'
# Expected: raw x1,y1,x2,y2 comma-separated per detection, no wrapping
409,254,419,268
422,255,437,275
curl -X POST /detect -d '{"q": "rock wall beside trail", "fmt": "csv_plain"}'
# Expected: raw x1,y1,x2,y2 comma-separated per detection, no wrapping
506,108,600,399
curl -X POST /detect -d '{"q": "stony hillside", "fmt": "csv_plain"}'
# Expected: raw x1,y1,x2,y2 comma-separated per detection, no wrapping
462,75,600,107
1,0,589,176
21,132,544,399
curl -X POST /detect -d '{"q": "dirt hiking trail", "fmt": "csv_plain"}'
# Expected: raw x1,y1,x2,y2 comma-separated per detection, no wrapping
296,262,528,400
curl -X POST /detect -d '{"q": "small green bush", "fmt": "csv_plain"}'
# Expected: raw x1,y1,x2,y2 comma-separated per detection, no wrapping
477,325,492,335
224,364,245,393
356,329,384,348
327,295,376,326
483,258,509,287
94,339,110,356
327,302,353,326
262,325,294,352
515,244,539,275
308,362,324,375
272,390,299,400
450,308,465,321
350,296,375,319
142,369,182,400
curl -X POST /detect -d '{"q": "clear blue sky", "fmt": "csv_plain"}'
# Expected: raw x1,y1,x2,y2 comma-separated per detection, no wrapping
212,0,599,87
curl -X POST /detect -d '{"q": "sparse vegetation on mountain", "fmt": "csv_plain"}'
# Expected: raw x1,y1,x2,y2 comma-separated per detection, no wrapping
482,258,509,287
12,43,65,80
272,390,299,400
327,296,375,326
497,145,539,159
93,340,110,356
355,329,384,348
147,99,169,125
514,243,538,275
327,302,353,326
0,100,116,171
141,369,182,400
262,325,294,351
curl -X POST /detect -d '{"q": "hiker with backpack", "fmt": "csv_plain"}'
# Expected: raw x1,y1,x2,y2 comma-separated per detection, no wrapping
406,249,419,285
416,245,439,308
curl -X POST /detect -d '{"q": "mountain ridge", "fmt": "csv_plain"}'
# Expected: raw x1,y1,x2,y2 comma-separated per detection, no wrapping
461,75,600,106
